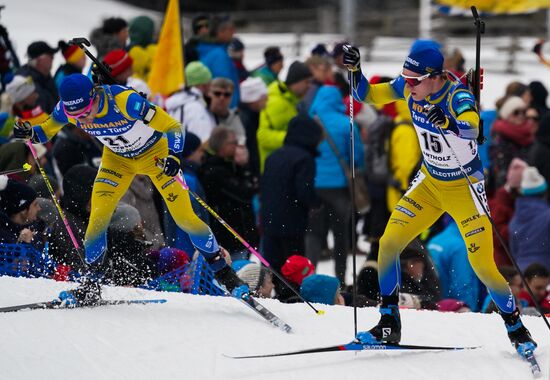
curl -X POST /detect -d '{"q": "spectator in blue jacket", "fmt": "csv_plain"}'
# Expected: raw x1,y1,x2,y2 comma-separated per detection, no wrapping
306,85,364,285
196,15,240,108
509,166,550,272
427,217,482,311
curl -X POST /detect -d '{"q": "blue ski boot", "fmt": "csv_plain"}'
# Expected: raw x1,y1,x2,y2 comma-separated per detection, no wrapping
59,277,102,307
502,308,537,355
357,296,401,344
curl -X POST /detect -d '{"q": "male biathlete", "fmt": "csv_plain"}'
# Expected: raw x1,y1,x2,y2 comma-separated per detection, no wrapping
342,44,536,355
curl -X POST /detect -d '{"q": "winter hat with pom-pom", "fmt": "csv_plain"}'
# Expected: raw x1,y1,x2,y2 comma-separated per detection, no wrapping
0,175,38,216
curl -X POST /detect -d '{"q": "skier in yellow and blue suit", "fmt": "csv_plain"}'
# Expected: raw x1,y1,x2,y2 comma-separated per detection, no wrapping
13,74,248,304
342,44,536,355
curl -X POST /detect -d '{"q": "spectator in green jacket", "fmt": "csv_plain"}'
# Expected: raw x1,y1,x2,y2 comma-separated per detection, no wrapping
257,61,312,172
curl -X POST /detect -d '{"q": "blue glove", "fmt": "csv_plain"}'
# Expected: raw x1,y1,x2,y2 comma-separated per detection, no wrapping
231,284,250,299
13,120,34,141
343,45,361,72
162,152,181,177
426,105,459,135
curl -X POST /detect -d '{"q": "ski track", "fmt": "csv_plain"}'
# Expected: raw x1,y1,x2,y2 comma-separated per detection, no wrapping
0,276,547,380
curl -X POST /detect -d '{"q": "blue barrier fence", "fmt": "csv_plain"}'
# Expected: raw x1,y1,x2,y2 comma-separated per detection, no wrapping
0,243,225,297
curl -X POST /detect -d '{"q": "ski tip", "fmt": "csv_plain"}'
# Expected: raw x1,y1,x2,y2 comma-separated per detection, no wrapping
316,309,325,315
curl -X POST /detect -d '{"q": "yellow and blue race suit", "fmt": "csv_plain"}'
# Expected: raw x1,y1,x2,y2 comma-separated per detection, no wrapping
353,73,515,313
32,85,219,266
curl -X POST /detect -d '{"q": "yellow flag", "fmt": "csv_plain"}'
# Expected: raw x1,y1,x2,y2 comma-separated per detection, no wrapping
148,0,184,96
435,0,550,13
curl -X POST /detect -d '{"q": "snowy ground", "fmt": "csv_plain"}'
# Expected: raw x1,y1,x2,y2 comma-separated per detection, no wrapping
2,1,550,379
0,276,547,380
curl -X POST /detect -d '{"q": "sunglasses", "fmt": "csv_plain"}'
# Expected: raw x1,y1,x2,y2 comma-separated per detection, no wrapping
64,94,96,119
401,71,432,87
212,91,232,98
512,109,526,117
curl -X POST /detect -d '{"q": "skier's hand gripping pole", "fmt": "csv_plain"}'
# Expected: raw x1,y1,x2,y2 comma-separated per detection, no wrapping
154,157,325,315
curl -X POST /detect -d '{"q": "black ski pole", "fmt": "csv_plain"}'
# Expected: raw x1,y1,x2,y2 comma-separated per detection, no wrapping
68,37,116,85
348,69,358,338
471,6,486,145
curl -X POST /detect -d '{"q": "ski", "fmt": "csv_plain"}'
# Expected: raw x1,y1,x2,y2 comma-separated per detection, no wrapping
238,293,292,333
0,298,166,313
520,348,541,377
226,340,480,359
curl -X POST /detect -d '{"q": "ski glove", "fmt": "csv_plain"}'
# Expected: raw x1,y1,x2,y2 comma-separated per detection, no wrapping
426,105,459,135
13,120,34,141
162,153,181,177
342,45,361,72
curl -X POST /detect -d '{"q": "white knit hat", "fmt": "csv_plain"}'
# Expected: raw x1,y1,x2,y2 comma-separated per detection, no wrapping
520,166,548,195
6,76,36,103
499,96,526,120
236,263,266,291
240,77,267,103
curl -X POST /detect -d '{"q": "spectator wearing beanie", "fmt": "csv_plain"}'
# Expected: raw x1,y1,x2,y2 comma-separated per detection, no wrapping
261,115,322,293
300,274,344,306
48,164,98,271
509,166,550,272
257,60,312,171
236,262,274,298
251,46,284,86
103,49,151,96
54,41,86,90
166,61,214,142
5,75,49,126
524,81,549,117
238,77,268,178
196,15,241,108
15,40,59,114
489,96,536,190
278,254,314,302
128,15,157,82
90,17,128,60
106,202,155,287
184,14,210,66
0,176,43,244
228,37,248,83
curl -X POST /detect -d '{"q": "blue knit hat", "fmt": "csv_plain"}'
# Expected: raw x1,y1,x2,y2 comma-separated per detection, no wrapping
300,274,340,305
403,47,444,76
59,74,95,114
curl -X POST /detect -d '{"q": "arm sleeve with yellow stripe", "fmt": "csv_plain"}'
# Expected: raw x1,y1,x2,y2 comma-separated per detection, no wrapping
31,102,71,143
116,90,184,153
351,72,407,105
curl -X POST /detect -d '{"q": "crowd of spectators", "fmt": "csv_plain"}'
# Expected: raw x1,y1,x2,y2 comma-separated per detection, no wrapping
0,12,549,315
